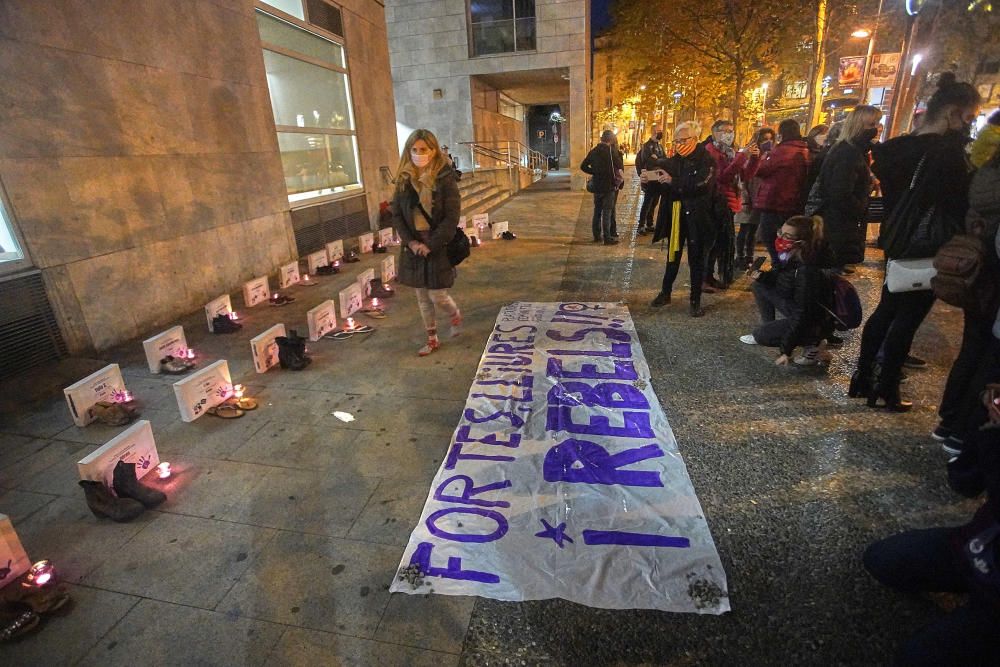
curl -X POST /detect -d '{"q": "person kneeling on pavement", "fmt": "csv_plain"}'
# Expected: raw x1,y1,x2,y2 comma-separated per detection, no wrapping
863,387,1000,666
740,215,836,366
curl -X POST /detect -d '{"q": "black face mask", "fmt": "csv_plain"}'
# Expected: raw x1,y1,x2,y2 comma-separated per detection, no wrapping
655,132,663,141
860,128,879,144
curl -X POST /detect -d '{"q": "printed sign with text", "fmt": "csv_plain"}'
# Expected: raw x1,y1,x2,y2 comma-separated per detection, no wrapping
357,268,376,297
142,326,188,374
172,360,233,422
279,261,301,289
378,227,394,247
251,324,286,374
359,232,375,254
381,255,396,283
491,221,509,239
78,420,160,485
243,276,270,308
471,213,489,229
306,249,329,274
326,240,345,262
204,294,233,332
63,364,128,427
307,300,338,341
339,283,364,318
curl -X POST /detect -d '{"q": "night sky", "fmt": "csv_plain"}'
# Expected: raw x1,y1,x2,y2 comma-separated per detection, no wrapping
592,0,613,35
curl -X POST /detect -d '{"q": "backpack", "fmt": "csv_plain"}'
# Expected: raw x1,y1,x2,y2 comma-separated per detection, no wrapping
827,273,863,330
932,233,996,315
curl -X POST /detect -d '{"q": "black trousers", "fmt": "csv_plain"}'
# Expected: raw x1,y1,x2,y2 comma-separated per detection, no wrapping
939,313,1000,438
863,527,1000,666
736,209,761,262
751,280,822,349
758,210,785,264
706,210,735,285
638,186,660,230
857,284,936,384
591,190,615,241
659,220,704,304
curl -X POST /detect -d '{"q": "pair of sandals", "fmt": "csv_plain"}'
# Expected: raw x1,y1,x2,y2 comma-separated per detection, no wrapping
160,355,196,375
1,584,71,643
360,307,386,320
90,401,139,427
269,295,294,307
205,395,258,419
323,325,374,340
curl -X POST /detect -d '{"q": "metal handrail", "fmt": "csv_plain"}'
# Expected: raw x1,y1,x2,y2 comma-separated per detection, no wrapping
459,140,548,176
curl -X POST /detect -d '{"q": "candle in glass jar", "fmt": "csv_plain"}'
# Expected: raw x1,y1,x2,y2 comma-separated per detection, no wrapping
27,560,56,587
186,348,195,360
346,317,356,330
233,384,245,399
229,311,239,320
156,462,172,479
371,297,380,308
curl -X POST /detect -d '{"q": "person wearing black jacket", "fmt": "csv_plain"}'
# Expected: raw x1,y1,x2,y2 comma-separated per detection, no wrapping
649,122,716,317
636,124,666,234
863,397,1000,665
581,130,624,245
807,106,879,269
739,215,835,365
850,74,982,411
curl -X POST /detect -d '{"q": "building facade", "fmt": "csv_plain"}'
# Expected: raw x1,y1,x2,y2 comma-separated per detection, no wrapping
0,0,399,372
386,0,591,188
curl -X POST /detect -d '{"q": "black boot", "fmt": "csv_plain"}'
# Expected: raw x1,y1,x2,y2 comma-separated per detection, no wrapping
79,480,145,521
848,368,873,399
867,364,913,412
113,461,166,508
276,330,311,370
369,279,395,298
211,314,242,334
690,301,705,318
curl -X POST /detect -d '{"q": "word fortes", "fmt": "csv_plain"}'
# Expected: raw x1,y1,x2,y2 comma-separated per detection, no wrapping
408,303,689,586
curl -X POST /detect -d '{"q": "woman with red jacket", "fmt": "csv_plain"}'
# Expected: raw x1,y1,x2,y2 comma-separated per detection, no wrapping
747,118,812,264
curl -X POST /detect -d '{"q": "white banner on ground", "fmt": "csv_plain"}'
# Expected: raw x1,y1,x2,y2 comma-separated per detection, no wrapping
392,302,730,613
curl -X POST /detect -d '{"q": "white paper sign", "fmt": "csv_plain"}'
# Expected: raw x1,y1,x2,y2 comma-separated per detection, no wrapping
142,326,188,374
204,294,233,332
359,233,375,254
468,231,480,246
0,514,31,590
339,283,364,318
244,276,270,308
491,221,509,239
471,213,489,229
307,300,338,342
326,240,344,262
64,364,128,427
381,256,396,283
378,228,394,247
392,302,730,614
250,324,286,374
279,261,301,289
172,360,233,422
306,250,329,274
78,420,160,486
357,268,376,298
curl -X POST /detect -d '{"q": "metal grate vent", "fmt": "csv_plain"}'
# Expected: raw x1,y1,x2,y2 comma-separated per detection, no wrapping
291,196,371,255
0,271,68,380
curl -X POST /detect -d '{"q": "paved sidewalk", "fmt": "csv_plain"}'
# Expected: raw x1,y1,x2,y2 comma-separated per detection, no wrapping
0,173,973,666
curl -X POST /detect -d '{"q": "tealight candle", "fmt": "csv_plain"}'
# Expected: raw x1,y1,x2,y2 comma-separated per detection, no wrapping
333,260,341,268
272,292,279,300
229,311,239,320
123,390,134,403
186,348,195,360
371,297,380,308
156,462,171,479
303,273,310,281
346,317,356,330
26,560,56,587
234,384,245,400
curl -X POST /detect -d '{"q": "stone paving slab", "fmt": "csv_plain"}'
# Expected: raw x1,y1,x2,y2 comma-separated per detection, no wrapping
264,627,461,667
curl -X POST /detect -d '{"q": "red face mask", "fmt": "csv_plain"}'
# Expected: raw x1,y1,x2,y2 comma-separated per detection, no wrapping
774,237,797,254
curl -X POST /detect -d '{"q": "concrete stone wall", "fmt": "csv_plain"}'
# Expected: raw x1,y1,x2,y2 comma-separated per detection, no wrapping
0,0,398,354
386,0,590,188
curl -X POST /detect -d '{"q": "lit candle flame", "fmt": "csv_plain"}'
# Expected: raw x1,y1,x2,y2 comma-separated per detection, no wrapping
186,348,195,359
372,297,380,308
303,274,310,281
156,462,171,479
229,311,239,320
28,560,56,587
234,384,245,399
346,317,355,330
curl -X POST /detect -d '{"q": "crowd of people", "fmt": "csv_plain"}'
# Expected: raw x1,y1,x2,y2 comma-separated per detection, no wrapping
585,72,1000,663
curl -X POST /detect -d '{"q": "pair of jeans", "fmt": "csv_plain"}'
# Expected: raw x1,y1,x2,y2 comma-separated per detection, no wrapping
857,284,936,385
659,220,704,304
939,315,1000,438
638,186,660,230
758,210,786,264
591,190,615,241
863,527,1000,665
414,288,459,334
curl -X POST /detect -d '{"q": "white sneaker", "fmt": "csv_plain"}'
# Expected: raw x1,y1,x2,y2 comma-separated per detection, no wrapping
739,334,757,345
794,344,833,366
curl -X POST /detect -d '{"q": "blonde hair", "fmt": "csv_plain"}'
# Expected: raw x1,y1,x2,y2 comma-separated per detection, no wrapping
838,105,882,145
674,121,701,139
396,129,447,190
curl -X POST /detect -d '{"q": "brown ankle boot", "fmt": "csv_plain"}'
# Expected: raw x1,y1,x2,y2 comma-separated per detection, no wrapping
113,461,166,508
79,480,145,522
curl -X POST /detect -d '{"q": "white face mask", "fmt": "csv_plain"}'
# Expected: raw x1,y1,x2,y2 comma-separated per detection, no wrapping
411,152,431,168
717,131,734,146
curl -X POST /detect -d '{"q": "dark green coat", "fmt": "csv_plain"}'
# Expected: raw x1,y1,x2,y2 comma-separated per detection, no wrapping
391,165,460,289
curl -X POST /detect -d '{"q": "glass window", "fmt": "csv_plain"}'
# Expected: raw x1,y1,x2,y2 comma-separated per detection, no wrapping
257,12,344,67
278,133,361,202
260,0,305,20
470,0,535,56
257,8,362,205
0,196,25,265
263,50,352,130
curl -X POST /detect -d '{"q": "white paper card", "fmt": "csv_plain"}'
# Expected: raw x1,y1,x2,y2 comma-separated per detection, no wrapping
357,268,376,297
0,514,31,590
307,300,338,342
306,250,329,274
339,283,364,318
78,420,160,486
326,240,344,262
279,261,301,289
243,276,270,308
204,294,233,332
381,256,396,283
64,364,128,427
378,228,393,247
468,232,480,246
472,213,489,229
492,221,509,239
251,324,286,374
142,326,188,374
172,360,233,422
359,232,375,254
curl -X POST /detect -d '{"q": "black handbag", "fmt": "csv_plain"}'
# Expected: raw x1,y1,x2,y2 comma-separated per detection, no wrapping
879,154,961,259
415,198,469,266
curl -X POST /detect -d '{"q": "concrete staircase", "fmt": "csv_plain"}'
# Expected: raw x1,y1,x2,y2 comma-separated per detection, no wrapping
459,175,511,217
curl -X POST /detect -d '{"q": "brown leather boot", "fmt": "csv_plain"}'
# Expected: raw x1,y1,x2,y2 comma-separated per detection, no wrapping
79,480,145,521
112,461,166,508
